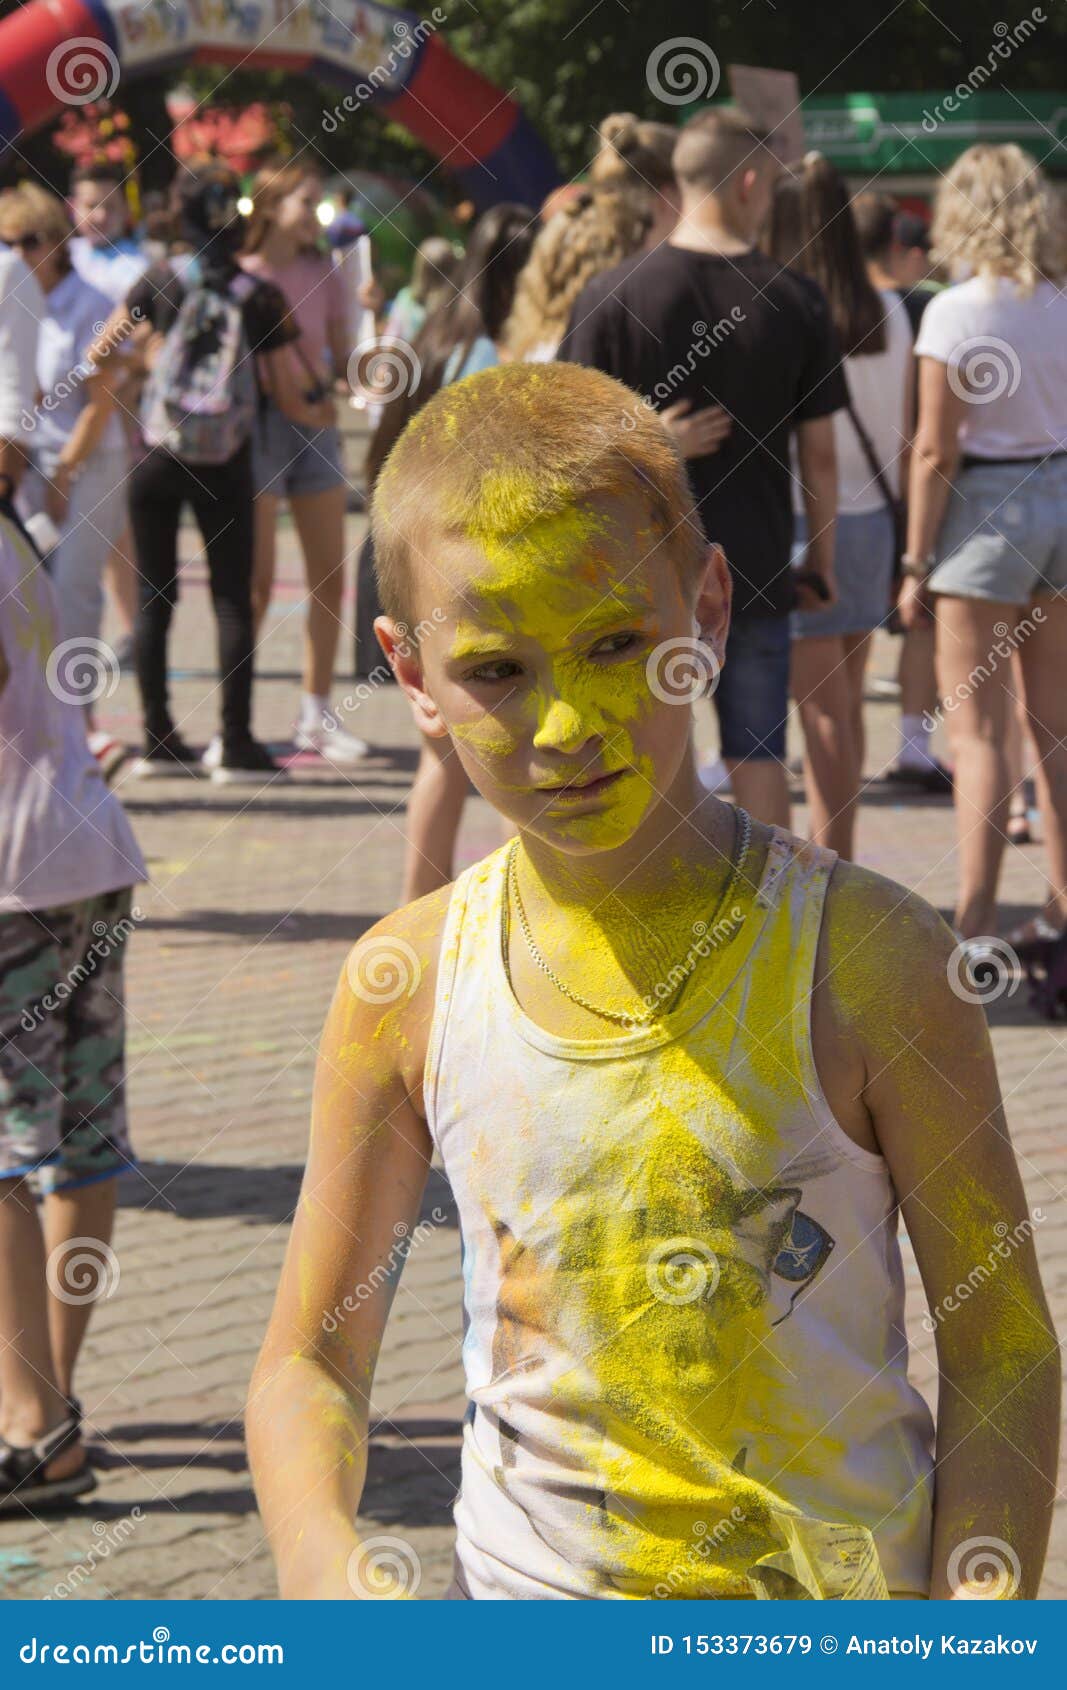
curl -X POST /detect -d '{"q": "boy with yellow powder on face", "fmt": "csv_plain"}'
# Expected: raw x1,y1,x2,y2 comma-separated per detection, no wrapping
248,363,1058,1601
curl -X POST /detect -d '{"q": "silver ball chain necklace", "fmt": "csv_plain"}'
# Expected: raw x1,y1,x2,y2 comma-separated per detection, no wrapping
502,806,753,1029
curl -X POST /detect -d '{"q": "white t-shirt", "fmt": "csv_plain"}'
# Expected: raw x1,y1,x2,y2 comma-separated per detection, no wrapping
34,269,124,457
69,235,148,306
835,291,912,511
0,248,43,441
915,275,1067,459
0,513,146,912
791,291,911,515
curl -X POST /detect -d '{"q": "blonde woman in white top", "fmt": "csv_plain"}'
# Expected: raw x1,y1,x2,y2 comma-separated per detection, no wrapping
899,144,1067,949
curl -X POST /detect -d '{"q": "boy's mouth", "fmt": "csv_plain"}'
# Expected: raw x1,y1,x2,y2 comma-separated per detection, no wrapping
535,769,627,802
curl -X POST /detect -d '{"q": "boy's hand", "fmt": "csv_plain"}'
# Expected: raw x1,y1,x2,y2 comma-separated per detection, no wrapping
247,890,450,1600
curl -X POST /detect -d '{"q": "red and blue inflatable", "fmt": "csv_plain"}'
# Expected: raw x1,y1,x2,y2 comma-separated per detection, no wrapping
0,0,560,210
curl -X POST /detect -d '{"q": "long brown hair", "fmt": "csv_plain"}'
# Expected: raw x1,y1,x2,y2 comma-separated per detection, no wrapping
766,153,886,358
364,202,535,490
242,160,322,257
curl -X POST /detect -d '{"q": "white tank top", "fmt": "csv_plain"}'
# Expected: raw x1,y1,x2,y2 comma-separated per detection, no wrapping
425,829,934,1599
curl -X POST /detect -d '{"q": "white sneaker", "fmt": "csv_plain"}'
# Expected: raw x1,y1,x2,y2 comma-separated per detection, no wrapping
87,731,128,782
293,717,370,765
201,734,223,772
697,756,732,795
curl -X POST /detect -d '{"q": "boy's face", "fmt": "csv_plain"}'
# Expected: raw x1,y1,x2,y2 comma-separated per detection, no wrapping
69,181,126,247
385,486,728,856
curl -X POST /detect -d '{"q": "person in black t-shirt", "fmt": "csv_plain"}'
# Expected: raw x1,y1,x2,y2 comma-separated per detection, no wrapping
91,166,306,784
560,109,846,830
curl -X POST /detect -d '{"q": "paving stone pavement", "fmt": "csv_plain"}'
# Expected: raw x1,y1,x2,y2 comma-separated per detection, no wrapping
1,485,1064,1601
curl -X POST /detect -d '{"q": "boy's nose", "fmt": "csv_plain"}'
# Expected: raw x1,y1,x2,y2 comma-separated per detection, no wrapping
532,695,597,754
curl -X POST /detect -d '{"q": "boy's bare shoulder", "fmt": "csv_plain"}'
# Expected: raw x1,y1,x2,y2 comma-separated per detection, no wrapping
336,880,456,1117
817,856,959,1030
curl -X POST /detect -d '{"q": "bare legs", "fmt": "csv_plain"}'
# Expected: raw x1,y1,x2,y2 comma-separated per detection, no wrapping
0,1176,115,1475
936,594,1067,937
791,631,871,860
726,760,790,831
401,734,472,903
290,487,347,700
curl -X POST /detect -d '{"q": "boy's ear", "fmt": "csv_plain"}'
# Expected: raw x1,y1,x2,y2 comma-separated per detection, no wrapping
694,543,731,670
373,615,450,738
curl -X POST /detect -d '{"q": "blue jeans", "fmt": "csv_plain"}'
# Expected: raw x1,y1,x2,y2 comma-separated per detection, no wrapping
713,614,790,762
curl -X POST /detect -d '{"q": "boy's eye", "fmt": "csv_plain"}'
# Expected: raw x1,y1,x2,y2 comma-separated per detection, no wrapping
590,631,643,659
466,659,523,684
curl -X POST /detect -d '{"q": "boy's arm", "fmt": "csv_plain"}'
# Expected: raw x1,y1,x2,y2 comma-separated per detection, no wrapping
818,871,1060,1599
246,892,448,1598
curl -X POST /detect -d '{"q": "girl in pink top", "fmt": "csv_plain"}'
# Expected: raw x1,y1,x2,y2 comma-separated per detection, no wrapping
242,163,370,766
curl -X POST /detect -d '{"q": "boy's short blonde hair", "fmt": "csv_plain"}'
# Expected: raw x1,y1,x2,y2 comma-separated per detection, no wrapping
370,361,708,629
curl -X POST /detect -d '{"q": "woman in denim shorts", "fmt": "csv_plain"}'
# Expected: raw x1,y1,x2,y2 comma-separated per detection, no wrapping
899,144,1067,949
767,155,913,861
242,163,370,767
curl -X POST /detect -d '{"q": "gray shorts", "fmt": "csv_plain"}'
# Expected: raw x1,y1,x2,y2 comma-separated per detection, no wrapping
252,406,346,498
0,889,136,1193
791,506,895,640
928,455,1067,604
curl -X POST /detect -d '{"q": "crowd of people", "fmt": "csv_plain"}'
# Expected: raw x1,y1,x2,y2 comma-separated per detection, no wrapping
0,106,1062,1591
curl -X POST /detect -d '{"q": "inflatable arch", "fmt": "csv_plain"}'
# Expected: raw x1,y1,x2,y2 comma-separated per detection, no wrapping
0,0,561,209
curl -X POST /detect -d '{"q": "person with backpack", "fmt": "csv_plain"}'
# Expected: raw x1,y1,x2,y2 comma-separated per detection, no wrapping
95,165,308,782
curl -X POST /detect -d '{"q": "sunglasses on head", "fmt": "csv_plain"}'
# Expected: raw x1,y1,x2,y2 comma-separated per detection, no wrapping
11,232,44,252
